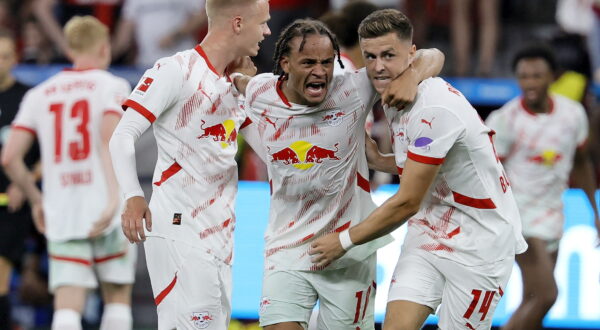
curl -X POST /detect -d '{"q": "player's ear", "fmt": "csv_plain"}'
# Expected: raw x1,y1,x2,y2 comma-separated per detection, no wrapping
408,44,416,64
280,56,290,74
232,15,243,34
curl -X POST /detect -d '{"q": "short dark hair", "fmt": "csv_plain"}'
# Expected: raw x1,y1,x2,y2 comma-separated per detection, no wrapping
511,44,557,73
272,18,343,76
358,9,412,41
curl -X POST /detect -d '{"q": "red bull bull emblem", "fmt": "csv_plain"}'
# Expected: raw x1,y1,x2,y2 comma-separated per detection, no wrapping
197,119,237,149
270,140,340,170
190,311,213,329
528,149,562,167
322,110,345,127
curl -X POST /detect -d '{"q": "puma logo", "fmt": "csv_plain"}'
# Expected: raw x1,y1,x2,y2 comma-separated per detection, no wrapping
421,117,434,129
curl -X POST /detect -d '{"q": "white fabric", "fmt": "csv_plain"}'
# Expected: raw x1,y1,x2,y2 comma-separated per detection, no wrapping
110,109,150,199
13,69,130,241
122,0,205,68
385,77,527,266
100,303,132,330
485,94,589,241
119,46,249,263
52,309,82,330
244,70,392,271
144,237,231,330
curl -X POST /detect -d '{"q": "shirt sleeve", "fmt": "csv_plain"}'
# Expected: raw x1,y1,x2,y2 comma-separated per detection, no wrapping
122,57,184,123
104,78,132,117
406,106,466,164
484,109,513,158
12,91,38,134
574,103,589,147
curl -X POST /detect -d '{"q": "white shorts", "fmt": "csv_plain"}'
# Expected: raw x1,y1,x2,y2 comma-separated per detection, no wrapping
260,253,376,329
388,250,513,330
47,227,136,292
520,210,562,252
144,237,231,330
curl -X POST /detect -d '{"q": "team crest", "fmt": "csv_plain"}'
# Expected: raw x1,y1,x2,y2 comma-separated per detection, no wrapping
190,311,213,329
260,297,271,314
322,110,345,127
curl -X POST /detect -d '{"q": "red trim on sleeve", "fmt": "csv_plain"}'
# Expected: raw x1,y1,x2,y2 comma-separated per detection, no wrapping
122,99,156,123
93,251,127,264
407,151,445,165
50,255,91,266
240,117,253,130
397,166,403,175
155,274,177,306
12,125,36,136
103,109,123,118
452,191,496,209
335,221,351,232
154,161,182,186
195,45,220,76
357,172,370,192
276,77,292,108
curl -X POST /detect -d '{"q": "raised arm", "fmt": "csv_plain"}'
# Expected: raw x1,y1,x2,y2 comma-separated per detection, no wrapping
382,48,445,107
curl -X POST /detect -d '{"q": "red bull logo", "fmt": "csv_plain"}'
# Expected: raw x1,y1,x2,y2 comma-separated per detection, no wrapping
197,119,237,149
270,140,340,170
190,311,213,329
529,149,562,167
322,110,345,126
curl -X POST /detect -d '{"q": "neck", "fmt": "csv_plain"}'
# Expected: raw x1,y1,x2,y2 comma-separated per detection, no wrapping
526,95,551,114
200,30,239,76
0,74,15,92
72,57,103,71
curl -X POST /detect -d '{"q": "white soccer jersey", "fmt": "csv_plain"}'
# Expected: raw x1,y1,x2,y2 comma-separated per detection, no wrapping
485,94,588,241
122,46,248,264
245,69,392,271
13,69,131,241
386,78,527,266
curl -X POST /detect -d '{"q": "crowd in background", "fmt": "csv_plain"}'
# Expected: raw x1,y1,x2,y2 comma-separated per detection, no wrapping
0,0,599,328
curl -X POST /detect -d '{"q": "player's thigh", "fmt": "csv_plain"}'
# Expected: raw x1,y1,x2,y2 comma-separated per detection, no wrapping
438,256,513,329
259,269,317,328
47,239,97,293
312,254,377,330
516,237,558,297
383,300,432,330
145,237,231,330
93,228,137,287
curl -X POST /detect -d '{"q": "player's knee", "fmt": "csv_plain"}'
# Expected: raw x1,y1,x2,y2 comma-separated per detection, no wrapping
100,303,132,330
101,282,132,305
538,284,558,311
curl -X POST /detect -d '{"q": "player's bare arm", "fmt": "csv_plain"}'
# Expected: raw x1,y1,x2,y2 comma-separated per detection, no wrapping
229,56,258,95
88,113,122,238
571,144,600,241
365,132,397,174
310,158,440,267
1,129,45,233
382,48,444,108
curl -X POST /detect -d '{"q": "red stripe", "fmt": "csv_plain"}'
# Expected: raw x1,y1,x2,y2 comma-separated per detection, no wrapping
357,172,370,192
452,191,496,209
466,322,476,330
447,226,460,238
407,151,444,165
93,251,127,264
154,161,182,186
123,99,156,123
498,286,504,297
397,166,403,175
103,109,123,118
240,117,252,130
269,179,273,196
155,274,177,306
335,221,351,233
276,77,292,107
195,45,219,76
50,255,91,266
12,125,36,136
301,233,315,242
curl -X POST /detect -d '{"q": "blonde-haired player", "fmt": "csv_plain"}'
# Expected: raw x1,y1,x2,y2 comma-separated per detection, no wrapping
2,16,135,330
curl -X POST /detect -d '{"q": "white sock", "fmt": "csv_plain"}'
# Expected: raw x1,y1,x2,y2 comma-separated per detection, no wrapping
52,309,82,330
100,303,132,330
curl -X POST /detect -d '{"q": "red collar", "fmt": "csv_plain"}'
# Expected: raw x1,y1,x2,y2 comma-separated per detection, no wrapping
195,45,220,77
276,76,292,107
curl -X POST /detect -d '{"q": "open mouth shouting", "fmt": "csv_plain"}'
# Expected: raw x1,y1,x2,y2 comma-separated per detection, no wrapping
305,80,327,101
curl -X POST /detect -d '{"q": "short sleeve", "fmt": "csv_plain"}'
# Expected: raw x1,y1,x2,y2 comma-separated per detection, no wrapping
574,104,589,147
484,109,514,158
12,91,38,134
104,78,131,117
406,106,465,164
122,57,184,123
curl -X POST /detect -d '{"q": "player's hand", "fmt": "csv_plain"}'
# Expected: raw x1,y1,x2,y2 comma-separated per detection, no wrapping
227,56,257,77
88,207,115,238
122,196,152,243
309,232,347,268
6,183,25,213
365,132,380,165
31,201,45,234
382,65,418,109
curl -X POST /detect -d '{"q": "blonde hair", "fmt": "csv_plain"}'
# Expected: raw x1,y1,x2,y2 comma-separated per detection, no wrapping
63,16,109,54
205,0,259,20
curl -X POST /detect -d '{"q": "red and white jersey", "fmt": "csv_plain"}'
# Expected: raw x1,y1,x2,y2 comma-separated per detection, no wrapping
386,78,527,266
485,94,588,240
13,69,130,241
244,69,392,271
123,46,248,264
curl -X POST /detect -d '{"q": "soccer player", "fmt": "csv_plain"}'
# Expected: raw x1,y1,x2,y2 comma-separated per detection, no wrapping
233,18,443,329
1,16,135,330
485,45,600,330
0,30,36,330
108,0,270,329
309,9,527,329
